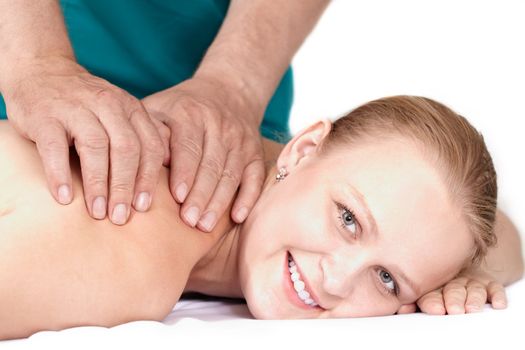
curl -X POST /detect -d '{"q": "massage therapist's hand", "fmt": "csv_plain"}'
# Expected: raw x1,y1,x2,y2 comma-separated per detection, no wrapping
1,56,165,225
397,270,508,315
142,75,266,232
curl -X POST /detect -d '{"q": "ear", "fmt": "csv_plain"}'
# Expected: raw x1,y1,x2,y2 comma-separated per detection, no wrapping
277,119,332,171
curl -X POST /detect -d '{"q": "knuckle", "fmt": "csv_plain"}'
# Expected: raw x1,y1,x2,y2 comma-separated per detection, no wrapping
446,287,466,297
120,90,138,104
200,157,223,180
488,281,503,290
95,88,117,103
468,295,485,305
176,137,203,161
112,136,140,154
76,133,109,154
84,173,107,189
38,136,66,154
444,281,464,291
467,283,485,293
127,103,146,121
136,167,160,185
143,137,164,155
110,181,134,194
221,168,240,184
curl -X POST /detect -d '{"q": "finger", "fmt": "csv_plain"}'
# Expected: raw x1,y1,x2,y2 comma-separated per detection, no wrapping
33,119,73,205
168,123,204,205
196,150,243,232
71,113,109,220
95,104,140,225
443,278,468,314
231,157,265,223
416,289,446,315
464,280,487,313
127,106,164,213
396,303,417,315
487,282,507,309
181,130,227,228
151,117,171,166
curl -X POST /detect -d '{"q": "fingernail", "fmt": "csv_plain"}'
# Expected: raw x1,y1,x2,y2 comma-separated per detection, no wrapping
111,203,128,225
92,196,107,219
235,206,249,222
175,183,188,203
184,206,199,227
134,192,151,212
57,184,72,204
448,305,464,314
199,211,216,232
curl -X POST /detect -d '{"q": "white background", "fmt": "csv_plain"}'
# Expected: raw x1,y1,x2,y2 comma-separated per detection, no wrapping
3,1,524,349
290,0,525,253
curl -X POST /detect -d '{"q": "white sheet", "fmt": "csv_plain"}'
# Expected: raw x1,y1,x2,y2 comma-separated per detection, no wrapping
4,278,524,349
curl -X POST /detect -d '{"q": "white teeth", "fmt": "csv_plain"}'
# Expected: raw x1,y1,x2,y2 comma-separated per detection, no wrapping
293,280,305,292
291,272,300,282
298,290,310,300
288,254,319,307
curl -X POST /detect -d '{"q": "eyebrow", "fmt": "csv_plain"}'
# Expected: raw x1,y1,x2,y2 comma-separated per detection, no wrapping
346,183,420,299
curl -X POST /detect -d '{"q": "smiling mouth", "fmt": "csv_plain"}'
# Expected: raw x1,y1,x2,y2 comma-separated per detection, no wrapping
287,252,320,308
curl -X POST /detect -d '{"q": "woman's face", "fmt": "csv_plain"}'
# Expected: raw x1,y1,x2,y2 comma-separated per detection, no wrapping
238,122,473,319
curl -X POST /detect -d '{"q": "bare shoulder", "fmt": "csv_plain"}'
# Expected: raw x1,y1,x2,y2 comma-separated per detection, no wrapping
0,120,233,338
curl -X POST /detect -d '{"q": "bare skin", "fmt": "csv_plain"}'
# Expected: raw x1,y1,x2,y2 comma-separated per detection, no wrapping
0,121,276,339
0,120,522,339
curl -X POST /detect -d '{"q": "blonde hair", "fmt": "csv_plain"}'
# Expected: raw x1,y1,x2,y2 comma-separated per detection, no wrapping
320,95,497,267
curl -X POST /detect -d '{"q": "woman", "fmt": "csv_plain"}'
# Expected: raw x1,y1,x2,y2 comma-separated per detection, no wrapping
0,96,523,339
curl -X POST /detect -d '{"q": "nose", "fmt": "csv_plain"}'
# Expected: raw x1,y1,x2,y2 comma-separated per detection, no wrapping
320,251,366,299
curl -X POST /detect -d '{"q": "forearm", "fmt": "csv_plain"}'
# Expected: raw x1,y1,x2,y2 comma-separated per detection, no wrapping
474,209,524,285
195,0,330,122
0,0,74,90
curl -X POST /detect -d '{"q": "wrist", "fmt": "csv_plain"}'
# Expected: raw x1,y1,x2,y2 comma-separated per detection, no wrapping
0,54,79,95
193,66,267,125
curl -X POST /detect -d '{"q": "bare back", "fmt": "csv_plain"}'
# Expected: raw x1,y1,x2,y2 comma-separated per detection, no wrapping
0,121,243,338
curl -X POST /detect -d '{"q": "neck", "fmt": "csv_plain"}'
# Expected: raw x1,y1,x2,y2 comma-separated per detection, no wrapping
184,223,243,298
184,139,281,298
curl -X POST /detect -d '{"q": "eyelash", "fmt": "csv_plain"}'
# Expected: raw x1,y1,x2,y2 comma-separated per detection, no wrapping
336,202,399,297
378,269,400,297
336,202,359,238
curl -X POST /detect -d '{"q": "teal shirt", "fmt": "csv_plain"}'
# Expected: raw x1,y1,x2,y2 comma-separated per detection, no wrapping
0,0,293,143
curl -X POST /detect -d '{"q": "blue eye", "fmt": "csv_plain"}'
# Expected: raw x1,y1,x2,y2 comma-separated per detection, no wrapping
379,270,397,295
337,203,358,236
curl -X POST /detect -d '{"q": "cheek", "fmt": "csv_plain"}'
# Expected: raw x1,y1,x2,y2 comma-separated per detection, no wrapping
237,176,329,318
331,277,401,317
243,178,327,253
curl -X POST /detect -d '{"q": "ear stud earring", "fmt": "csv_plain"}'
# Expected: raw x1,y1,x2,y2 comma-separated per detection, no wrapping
276,167,288,182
